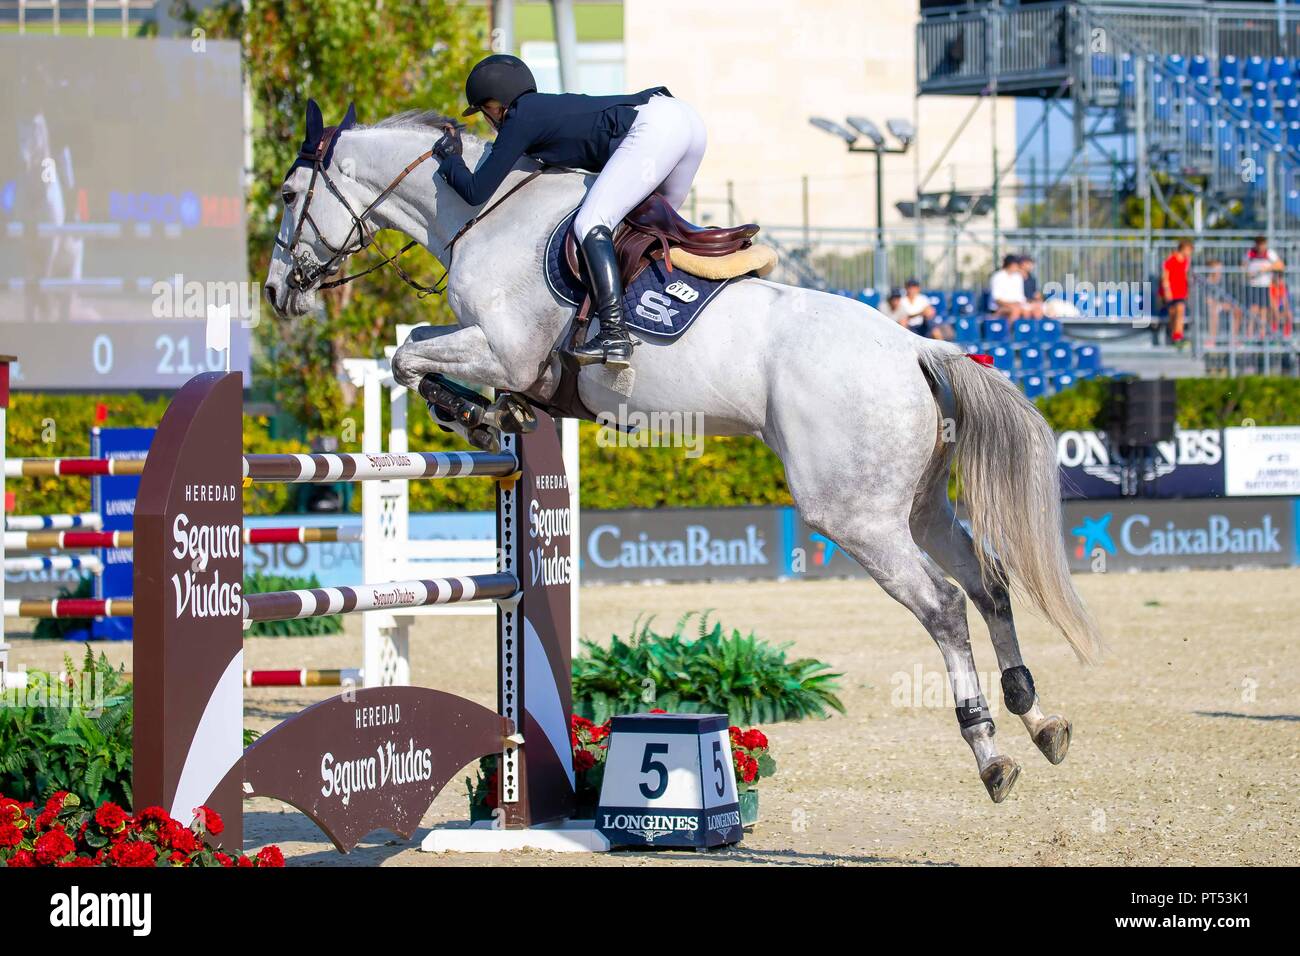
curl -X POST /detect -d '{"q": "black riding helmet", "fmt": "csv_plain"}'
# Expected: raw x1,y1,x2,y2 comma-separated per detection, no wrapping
462,54,537,117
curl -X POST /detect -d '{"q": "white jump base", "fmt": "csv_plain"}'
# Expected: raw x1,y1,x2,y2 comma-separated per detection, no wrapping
422,819,610,853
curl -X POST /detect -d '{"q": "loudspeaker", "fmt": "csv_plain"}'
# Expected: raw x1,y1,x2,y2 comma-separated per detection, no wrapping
1106,379,1177,447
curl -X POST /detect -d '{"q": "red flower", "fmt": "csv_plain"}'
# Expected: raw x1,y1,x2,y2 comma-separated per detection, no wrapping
649,708,667,714
169,827,201,854
5,850,36,867
134,806,171,826
573,749,596,772
0,823,24,848
34,828,76,865
57,855,96,868
43,792,72,815
34,808,58,830
256,845,285,867
236,856,253,867
107,841,158,868
94,802,128,832
741,729,768,750
740,756,759,783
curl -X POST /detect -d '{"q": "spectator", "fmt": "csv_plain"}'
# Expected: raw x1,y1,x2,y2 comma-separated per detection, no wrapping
1161,239,1192,346
1245,235,1283,338
899,279,937,336
1271,270,1293,339
883,288,908,324
1202,259,1241,347
989,254,1026,318
1019,255,1044,318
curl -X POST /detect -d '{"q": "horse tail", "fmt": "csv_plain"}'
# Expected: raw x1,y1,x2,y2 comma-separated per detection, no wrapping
917,344,1102,665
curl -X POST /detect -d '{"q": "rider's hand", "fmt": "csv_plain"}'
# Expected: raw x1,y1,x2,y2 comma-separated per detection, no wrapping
433,124,463,160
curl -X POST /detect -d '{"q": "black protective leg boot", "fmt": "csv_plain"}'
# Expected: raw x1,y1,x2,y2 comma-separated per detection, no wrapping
566,225,635,368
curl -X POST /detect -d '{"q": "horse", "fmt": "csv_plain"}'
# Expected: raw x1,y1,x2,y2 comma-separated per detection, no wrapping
263,103,1101,803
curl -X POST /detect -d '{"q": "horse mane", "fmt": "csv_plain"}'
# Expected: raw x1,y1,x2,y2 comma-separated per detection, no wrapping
364,109,466,133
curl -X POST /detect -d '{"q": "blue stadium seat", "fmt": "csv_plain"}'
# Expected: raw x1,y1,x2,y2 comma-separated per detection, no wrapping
1277,76,1295,100
951,290,976,315
1074,345,1102,373
1012,318,1036,341
1270,55,1292,84
1101,288,1126,317
1048,344,1074,371
1037,319,1062,344
1073,367,1097,381
1219,55,1240,84
960,341,981,356
1051,372,1077,392
1246,56,1269,88
1285,99,1300,123
1287,189,1300,218
1188,116,1207,146
1226,96,1247,117
925,290,947,315
981,318,1010,342
1154,95,1172,121
1189,55,1210,80
1221,73,1240,98
1166,54,1185,75
855,288,881,309
1017,345,1045,371
1092,53,1116,78
1262,119,1282,142
1021,373,1047,399
1252,98,1272,123
989,345,1014,372
953,316,980,344
1122,70,1136,101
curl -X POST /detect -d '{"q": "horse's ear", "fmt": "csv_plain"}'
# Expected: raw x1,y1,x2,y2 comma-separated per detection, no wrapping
305,99,324,141
340,101,357,131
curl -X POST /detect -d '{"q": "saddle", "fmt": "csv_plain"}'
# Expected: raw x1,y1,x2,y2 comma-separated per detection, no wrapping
562,192,764,290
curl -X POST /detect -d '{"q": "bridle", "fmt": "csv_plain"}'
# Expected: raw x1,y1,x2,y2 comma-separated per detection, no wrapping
275,123,542,299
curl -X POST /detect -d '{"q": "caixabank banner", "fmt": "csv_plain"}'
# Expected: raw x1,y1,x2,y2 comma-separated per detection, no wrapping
1062,497,1296,571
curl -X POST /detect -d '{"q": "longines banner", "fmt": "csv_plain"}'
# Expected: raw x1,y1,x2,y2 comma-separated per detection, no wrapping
1224,426,1300,496
1055,428,1225,499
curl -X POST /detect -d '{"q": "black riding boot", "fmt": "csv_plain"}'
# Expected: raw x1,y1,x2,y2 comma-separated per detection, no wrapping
566,225,635,367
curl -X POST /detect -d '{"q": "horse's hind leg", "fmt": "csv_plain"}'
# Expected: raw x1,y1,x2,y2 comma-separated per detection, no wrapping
910,480,1072,765
813,503,1021,802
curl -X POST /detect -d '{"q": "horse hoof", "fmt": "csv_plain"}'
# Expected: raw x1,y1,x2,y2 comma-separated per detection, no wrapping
1033,716,1071,765
467,426,501,455
980,756,1021,803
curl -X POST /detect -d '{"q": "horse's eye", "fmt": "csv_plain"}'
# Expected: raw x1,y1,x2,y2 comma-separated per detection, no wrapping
282,191,297,206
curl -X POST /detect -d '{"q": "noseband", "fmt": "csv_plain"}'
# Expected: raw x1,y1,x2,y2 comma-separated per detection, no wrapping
275,124,543,299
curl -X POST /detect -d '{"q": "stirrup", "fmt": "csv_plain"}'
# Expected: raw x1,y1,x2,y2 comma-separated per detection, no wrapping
566,330,637,369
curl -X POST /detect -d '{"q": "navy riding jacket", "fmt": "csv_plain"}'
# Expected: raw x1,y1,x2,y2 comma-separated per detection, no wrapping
437,87,671,206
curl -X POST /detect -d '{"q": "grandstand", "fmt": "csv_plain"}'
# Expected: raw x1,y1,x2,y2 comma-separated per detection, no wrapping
898,0,1300,383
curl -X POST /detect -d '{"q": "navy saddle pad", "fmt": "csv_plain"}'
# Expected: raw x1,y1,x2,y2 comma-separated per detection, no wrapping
544,208,740,341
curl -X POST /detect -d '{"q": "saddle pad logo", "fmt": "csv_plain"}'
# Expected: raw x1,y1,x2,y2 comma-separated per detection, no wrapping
664,280,699,303
543,206,743,342
634,291,680,326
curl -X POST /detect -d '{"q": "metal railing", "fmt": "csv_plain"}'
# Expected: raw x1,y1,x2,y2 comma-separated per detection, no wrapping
0,0,155,35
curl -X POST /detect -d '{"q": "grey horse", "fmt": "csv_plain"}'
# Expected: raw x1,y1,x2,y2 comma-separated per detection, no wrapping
264,108,1101,803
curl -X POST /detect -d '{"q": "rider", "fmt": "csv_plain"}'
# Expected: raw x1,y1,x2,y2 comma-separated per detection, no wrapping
433,54,707,367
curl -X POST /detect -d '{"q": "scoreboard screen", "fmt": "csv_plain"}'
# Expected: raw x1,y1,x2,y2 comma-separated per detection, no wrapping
0,35,252,390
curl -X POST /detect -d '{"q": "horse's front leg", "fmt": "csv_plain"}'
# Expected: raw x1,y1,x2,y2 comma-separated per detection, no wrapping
390,324,538,452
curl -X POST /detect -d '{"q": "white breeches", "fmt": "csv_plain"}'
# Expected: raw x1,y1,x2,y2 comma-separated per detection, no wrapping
573,94,707,239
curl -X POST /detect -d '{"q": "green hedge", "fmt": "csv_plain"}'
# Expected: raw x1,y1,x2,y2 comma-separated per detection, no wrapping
9,376,1299,516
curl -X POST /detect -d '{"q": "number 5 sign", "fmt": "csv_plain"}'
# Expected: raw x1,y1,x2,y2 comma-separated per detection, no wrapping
596,714,742,849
